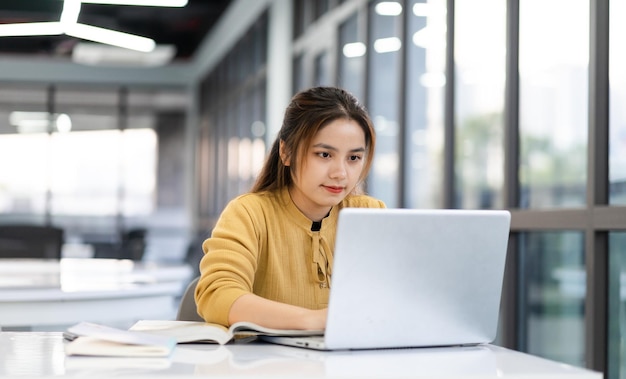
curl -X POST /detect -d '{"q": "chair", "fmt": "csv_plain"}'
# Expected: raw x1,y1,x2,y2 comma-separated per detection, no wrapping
120,228,147,261
0,225,64,259
176,276,204,321
91,228,147,261
184,232,209,280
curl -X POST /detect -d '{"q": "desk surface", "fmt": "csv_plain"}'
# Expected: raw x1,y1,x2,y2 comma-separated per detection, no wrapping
0,258,191,291
0,332,602,379
0,259,192,329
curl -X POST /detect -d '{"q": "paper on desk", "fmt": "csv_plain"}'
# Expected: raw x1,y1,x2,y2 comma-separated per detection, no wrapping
64,322,176,358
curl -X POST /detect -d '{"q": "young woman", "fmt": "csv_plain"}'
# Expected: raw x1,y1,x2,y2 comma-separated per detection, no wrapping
195,86,385,330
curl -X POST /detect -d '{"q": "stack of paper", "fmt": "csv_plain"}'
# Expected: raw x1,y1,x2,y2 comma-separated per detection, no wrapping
64,322,177,358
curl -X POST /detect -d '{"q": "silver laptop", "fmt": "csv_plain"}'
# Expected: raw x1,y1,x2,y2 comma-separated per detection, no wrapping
262,208,511,350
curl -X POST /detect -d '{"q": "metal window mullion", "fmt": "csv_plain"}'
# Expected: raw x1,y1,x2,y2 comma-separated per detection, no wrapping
443,0,455,209
501,0,520,351
363,1,372,194
585,0,610,373
117,87,128,240
45,85,55,227
398,0,408,207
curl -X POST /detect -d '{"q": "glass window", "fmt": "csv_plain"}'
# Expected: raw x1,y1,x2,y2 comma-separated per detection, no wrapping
49,130,122,217
314,50,331,87
608,232,626,379
0,133,49,223
121,129,157,216
293,53,307,94
367,0,403,207
518,0,589,209
314,0,330,20
293,0,308,39
0,85,49,224
405,0,446,208
609,1,626,205
518,231,585,367
453,0,505,209
196,14,268,221
338,13,365,100
50,87,121,236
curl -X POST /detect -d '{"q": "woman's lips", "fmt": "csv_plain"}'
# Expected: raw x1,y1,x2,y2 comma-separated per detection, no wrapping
323,185,344,194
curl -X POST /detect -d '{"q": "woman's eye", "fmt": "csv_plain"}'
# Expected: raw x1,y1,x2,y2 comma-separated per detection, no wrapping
318,152,331,158
349,155,362,161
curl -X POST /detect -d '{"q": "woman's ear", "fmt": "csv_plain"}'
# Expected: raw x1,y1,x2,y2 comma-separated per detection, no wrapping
279,140,291,166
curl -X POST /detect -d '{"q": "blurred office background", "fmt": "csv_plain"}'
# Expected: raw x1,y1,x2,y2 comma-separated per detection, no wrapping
0,0,624,378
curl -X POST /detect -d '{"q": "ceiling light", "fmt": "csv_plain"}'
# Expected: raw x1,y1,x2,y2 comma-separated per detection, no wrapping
342,42,366,58
0,22,63,37
0,0,185,52
72,42,175,66
412,3,430,17
9,112,72,134
0,21,155,52
56,114,73,133
66,23,156,52
419,72,446,88
373,37,402,53
61,0,82,25
80,0,188,6
375,2,403,16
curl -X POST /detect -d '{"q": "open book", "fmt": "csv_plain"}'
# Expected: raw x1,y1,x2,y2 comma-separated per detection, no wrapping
130,320,324,345
64,322,177,358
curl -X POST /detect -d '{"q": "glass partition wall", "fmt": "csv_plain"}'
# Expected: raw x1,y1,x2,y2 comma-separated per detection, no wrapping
0,84,187,261
198,0,624,377
233,0,618,375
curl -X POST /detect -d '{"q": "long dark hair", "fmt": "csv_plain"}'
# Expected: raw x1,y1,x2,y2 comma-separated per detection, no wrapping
251,86,376,194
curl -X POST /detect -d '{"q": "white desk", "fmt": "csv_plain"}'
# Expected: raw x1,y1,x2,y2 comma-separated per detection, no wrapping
0,259,192,330
0,332,602,379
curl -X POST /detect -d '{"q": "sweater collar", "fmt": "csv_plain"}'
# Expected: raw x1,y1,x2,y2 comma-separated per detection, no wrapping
279,187,334,231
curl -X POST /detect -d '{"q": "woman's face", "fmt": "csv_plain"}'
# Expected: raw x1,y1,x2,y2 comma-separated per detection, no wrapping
285,118,367,221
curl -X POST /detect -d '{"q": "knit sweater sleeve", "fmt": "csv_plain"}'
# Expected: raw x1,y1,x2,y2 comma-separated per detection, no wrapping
194,195,262,326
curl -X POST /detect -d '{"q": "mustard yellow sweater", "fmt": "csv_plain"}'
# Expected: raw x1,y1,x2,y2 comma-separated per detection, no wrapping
195,187,385,326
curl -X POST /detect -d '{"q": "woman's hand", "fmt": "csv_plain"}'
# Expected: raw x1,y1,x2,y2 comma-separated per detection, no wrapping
229,293,327,330
302,308,327,330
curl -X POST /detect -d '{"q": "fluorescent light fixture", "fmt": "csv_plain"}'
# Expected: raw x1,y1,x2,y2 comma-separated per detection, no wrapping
61,0,81,25
375,2,403,16
0,22,63,36
413,3,446,17
72,42,175,66
0,0,163,52
412,28,430,48
66,23,156,52
80,0,188,6
374,37,401,53
420,72,446,88
9,112,72,133
56,114,73,132
342,42,366,58
413,26,445,49
412,3,430,17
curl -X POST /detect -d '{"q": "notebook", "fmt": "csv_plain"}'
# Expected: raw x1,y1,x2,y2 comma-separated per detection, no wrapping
262,208,511,351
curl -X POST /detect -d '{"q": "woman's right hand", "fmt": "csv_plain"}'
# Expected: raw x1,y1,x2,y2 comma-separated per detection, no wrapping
303,308,327,330
229,293,327,330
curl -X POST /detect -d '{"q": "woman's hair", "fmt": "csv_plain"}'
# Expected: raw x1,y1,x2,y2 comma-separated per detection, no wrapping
251,86,376,194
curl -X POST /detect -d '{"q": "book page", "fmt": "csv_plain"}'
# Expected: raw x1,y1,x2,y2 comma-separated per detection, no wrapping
130,320,324,345
64,322,176,357
65,337,174,358
67,322,176,347
130,320,232,345
229,321,324,337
